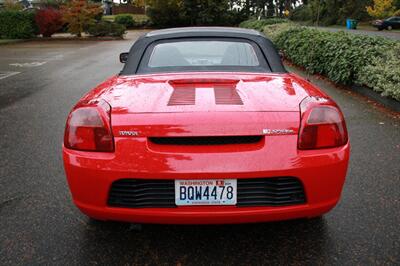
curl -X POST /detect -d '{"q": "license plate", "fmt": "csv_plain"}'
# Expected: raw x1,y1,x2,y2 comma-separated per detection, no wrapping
175,179,237,206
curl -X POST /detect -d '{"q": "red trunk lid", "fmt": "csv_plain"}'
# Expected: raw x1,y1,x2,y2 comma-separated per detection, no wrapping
100,72,323,114
92,72,326,137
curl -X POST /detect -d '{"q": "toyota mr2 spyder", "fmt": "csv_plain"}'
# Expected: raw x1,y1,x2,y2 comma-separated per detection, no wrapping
63,27,350,224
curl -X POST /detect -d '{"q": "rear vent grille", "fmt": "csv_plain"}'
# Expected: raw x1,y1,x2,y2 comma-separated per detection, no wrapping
108,179,175,208
168,86,243,106
214,86,243,105
107,177,305,208
149,136,262,146
236,177,306,207
168,87,196,106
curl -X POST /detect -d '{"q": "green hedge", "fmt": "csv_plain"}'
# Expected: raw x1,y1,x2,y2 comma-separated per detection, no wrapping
114,14,135,28
356,44,400,100
240,21,400,101
0,10,37,39
86,21,126,38
239,18,288,31
263,22,296,43
274,27,400,101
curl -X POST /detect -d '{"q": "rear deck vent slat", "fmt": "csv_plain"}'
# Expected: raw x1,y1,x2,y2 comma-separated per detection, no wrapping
214,86,243,105
168,87,196,106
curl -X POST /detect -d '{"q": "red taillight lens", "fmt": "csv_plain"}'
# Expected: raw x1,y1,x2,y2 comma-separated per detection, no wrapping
298,97,348,150
64,100,114,152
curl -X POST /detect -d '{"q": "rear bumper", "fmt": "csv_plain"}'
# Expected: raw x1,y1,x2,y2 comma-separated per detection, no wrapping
63,137,350,224
76,199,338,224
372,24,385,29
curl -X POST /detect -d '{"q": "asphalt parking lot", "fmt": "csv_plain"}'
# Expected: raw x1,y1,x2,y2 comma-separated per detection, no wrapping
0,30,399,265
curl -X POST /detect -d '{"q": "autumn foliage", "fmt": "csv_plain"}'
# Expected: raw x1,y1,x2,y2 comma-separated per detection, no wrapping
60,0,102,37
366,0,397,19
35,8,63,37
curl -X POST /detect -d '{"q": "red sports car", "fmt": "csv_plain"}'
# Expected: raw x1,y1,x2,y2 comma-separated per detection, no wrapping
63,27,350,224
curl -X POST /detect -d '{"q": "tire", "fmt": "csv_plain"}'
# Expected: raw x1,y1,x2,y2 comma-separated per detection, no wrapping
387,25,393,30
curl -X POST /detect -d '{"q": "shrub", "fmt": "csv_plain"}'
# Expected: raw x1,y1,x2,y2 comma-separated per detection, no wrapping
239,18,288,31
134,19,151,28
114,14,135,28
269,25,400,101
0,10,36,39
274,28,394,84
35,8,63,37
86,21,126,38
357,43,400,101
241,20,400,101
262,22,296,43
60,0,102,37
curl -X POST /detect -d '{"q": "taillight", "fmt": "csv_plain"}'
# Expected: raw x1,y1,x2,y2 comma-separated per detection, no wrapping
64,100,114,152
298,97,348,150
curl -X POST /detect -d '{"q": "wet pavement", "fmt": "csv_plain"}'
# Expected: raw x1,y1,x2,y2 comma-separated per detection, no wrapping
0,30,399,265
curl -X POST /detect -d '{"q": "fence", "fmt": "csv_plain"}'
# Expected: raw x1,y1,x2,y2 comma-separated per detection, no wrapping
112,5,145,15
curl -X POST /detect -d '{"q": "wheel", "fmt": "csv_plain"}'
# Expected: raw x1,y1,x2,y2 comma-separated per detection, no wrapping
387,25,393,30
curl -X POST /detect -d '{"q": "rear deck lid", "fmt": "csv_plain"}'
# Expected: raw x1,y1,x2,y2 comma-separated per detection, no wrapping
102,73,316,114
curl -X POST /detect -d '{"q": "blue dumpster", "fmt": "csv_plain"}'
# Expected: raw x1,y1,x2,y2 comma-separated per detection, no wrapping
346,19,358,29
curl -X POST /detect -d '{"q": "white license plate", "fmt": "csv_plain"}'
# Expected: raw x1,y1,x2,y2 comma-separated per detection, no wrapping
175,179,237,206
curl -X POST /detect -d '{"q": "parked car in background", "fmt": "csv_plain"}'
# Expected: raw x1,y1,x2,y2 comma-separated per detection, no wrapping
372,16,400,30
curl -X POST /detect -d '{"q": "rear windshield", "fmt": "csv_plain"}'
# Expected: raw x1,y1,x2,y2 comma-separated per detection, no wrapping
137,38,270,74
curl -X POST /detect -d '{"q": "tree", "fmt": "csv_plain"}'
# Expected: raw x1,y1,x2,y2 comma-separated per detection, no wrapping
60,0,102,37
134,0,146,6
147,0,235,27
3,0,23,11
366,0,396,18
198,0,231,25
38,0,66,8
181,0,199,25
290,0,374,26
35,8,63,37
181,0,231,25
266,0,275,17
147,0,183,27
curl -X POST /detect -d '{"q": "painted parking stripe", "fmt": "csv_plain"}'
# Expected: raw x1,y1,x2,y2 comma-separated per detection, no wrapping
9,62,47,67
0,71,21,80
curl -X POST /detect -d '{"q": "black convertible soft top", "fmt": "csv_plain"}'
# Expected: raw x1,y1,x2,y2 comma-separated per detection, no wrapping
120,27,286,75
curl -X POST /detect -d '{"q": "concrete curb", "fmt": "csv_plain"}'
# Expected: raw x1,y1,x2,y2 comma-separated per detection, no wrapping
41,36,124,41
351,85,400,112
0,36,124,46
0,39,29,46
